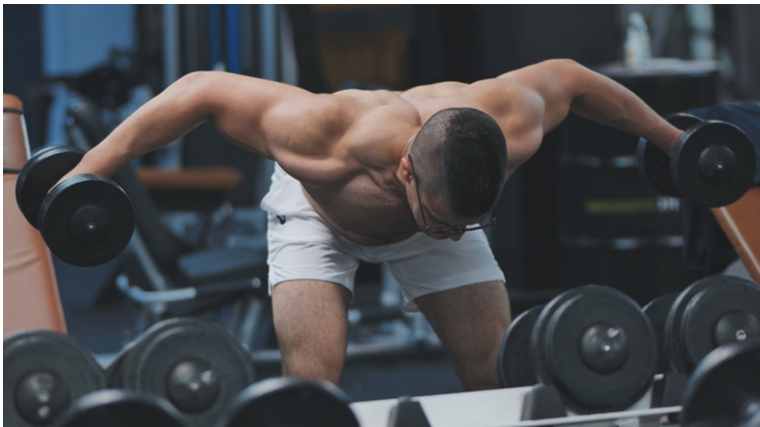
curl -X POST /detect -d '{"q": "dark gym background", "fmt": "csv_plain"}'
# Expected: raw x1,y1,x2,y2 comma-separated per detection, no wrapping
5,4,760,401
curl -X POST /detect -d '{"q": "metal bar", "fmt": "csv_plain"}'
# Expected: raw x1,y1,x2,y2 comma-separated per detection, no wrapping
226,4,241,73
208,4,222,68
239,4,256,75
259,4,278,81
116,274,196,304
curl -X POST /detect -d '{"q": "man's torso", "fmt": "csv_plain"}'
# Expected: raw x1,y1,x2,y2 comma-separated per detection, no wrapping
280,79,544,246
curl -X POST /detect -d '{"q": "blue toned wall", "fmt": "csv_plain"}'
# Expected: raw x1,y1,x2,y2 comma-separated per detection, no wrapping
42,4,136,146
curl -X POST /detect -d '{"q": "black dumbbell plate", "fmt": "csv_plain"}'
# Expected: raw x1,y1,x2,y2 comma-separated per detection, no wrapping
642,292,679,374
671,121,756,207
532,285,657,414
497,304,544,388
217,377,360,427
119,318,256,427
637,113,703,198
15,146,84,229
39,174,134,267
665,275,760,374
57,390,188,427
681,339,760,427
4,330,105,427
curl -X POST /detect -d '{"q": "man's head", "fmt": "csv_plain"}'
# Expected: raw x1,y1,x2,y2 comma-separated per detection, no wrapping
405,108,508,236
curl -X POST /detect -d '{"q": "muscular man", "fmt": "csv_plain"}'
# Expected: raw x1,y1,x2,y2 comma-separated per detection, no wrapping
63,59,683,390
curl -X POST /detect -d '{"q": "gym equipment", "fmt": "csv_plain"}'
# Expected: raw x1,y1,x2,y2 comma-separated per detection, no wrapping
681,338,760,427
56,389,188,427
642,292,679,373
15,146,134,266
107,318,256,427
3,330,105,427
531,285,657,414
637,115,756,207
637,113,703,198
497,305,544,388
665,274,760,374
217,377,360,427
671,121,756,207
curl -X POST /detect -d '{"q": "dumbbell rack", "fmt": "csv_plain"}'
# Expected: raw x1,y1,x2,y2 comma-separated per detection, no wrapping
351,386,680,427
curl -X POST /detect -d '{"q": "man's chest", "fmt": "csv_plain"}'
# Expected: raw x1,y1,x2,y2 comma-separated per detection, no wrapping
304,177,419,245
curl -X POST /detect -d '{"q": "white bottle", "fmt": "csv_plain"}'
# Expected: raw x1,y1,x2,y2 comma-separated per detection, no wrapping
625,12,652,68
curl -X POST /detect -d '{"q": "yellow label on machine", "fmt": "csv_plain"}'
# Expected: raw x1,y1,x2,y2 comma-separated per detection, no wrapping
585,198,657,215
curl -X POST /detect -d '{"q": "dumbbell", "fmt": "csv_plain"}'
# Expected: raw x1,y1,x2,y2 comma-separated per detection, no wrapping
4,330,106,427
680,338,760,427
15,146,134,267
106,318,257,427
637,113,756,207
216,377,360,427
56,390,188,427
642,292,680,374
663,275,760,375
497,304,544,388
497,285,657,414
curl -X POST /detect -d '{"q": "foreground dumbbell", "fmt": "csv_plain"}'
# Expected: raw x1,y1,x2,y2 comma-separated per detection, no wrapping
681,338,760,427
15,146,134,267
665,275,760,374
56,389,187,427
637,114,756,207
217,378,360,427
4,330,106,427
107,318,257,427
497,304,544,388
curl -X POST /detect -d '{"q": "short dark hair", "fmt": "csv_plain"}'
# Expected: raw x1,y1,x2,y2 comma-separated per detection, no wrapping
409,108,508,218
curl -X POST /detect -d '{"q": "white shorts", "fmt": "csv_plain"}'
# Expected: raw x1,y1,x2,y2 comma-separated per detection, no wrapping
260,164,506,312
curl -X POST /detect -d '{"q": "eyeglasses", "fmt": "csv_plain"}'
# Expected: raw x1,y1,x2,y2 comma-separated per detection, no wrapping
408,154,497,235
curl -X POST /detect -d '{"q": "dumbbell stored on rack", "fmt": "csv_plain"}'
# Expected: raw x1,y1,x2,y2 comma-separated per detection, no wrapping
637,113,756,207
15,146,134,267
106,318,257,427
4,330,106,427
497,285,657,415
643,275,760,376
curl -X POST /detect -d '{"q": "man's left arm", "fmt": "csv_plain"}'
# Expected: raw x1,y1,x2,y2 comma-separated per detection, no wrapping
503,59,683,154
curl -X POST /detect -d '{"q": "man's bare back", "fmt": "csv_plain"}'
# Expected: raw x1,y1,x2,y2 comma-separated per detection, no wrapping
297,80,541,245
66,59,682,246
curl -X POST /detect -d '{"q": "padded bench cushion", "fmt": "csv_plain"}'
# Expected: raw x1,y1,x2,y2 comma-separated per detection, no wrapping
3,94,67,335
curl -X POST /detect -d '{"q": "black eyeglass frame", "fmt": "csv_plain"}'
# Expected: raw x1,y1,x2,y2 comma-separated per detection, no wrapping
408,154,497,235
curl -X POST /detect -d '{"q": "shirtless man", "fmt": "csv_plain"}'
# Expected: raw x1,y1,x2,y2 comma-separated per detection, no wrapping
63,59,683,391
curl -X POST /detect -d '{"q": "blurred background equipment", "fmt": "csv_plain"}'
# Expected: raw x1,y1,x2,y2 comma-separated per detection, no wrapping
4,4,760,405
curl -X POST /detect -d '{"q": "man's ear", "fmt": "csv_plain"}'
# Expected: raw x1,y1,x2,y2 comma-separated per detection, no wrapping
401,156,414,183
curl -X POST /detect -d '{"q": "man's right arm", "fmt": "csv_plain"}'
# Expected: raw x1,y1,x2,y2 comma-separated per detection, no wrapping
66,71,357,183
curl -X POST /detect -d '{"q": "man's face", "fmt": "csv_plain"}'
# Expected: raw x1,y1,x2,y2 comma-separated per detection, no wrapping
411,184,465,241
409,173,492,242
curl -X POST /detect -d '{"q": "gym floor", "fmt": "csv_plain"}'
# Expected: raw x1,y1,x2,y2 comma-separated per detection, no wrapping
53,256,464,402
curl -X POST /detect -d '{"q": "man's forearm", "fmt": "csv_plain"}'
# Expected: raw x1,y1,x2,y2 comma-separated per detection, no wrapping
67,72,211,178
569,68,683,154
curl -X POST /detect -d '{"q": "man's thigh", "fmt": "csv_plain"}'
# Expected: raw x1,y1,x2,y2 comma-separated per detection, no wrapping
415,281,511,390
271,280,352,384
